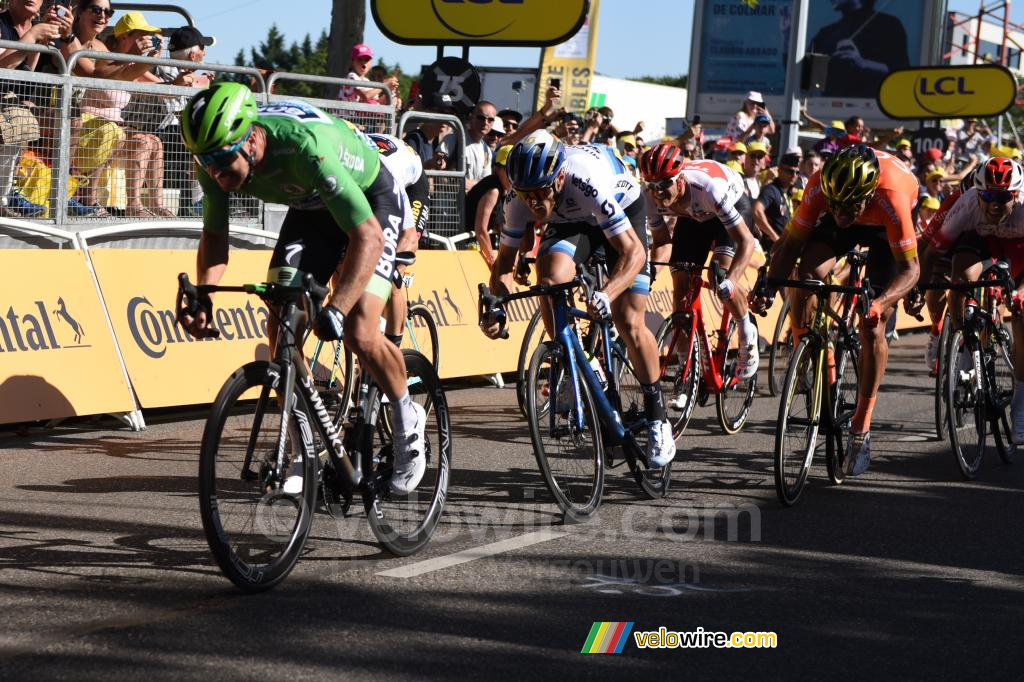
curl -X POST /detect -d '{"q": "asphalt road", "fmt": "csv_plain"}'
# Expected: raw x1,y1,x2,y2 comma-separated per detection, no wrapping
1,332,1022,679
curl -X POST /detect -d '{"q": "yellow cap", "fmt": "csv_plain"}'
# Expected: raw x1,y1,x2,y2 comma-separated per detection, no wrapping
829,120,846,131
925,169,945,182
495,144,513,167
619,134,636,148
729,141,747,154
791,188,804,202
114,12,162,37
726,160,743,173
896,138,912,148
746,140,768,155
921,196,941,210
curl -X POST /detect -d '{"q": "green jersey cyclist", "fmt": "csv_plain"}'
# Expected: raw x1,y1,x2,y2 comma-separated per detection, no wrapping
177,82,426,495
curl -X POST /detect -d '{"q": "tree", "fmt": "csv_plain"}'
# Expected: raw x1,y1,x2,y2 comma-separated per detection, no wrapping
630,74,688,89
327,0,367,98
233,25,330,98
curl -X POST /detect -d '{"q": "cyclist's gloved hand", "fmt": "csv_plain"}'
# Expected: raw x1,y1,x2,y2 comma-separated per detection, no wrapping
716,278,735,302
589,290,613,320
314,304,345,341
864,300,885,327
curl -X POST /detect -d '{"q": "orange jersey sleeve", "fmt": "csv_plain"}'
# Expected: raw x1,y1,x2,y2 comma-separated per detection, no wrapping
787,171,826,241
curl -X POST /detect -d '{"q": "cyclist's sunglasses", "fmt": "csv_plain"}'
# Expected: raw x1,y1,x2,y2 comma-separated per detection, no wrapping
516,186,554,203
979,189,1017,205
827,199,865,215
195,130,251,170
645,173,681,194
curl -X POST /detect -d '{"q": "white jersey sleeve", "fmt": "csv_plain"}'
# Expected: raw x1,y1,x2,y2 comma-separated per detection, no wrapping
678,160,746,229
367,133,423,187
931,188,1024,251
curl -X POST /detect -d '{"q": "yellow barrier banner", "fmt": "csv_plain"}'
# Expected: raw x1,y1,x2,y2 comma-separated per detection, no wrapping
90,250,272,409
536,0,600,113
0,250,134,423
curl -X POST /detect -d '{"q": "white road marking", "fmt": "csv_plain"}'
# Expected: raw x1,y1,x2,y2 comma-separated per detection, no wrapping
376,528,569,579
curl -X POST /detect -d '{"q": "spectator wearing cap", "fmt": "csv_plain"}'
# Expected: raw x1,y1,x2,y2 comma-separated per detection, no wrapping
743,112,773,153
154,26,215,216
465,144,512,267
922,168,947,202
753,151,799,249
918,147,946,179
464,99,498,189
742,140,769,201
339,44,386,103
894,137,914,170
497,109,522,136
726,90,775,142
484,115,505,150
813,120,845,156
554,112,582,145
726,141,746,173
916,195,940,237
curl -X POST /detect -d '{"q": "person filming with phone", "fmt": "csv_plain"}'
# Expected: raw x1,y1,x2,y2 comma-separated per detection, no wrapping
725,90,775,143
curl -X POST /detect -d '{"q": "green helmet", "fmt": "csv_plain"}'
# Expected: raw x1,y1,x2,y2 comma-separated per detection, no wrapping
180,82,258,154
820,144,881,204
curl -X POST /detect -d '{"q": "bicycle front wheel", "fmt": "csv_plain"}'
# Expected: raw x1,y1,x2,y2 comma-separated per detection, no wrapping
655,315,700,439
363,350,452,556
310,338,355,427
946,330,987,479
199,361,318,592
517,309,546,417
934,311,952,440
527,341,604,518
404,304,440,371
768,296,793,397
827,339,859,485
987,325,1015,465
775,336,822,506
716,315,758,434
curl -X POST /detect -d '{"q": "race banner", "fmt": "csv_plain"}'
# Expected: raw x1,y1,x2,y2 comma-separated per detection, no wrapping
536,0,601,114
0,250,134,424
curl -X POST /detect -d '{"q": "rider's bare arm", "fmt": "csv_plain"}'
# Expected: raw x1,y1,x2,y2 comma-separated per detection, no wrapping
603,229,646,301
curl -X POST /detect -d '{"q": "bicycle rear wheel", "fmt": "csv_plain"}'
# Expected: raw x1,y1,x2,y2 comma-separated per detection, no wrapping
612,340,672,498
775,336,821,506
716,315,758,434
310,339,355,427
527,341,604,518
199,361,317,592
655,315,700,439
768,296,793,397
934,311,952,440
946,330,987,479
404,304,440,371
517,309,546,417
363,350,452,556
827,339,859,485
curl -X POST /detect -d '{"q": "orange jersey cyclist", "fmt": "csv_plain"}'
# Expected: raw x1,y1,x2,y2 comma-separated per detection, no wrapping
754,144,921,476
637,144,760,413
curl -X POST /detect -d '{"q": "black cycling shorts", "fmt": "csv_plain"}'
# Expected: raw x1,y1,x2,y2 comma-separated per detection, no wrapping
803,213,896,292
668,194,750,270
406,172,430,234
268,163,404,300
537,198,651,295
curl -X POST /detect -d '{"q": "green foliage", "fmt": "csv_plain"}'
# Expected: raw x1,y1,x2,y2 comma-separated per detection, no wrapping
629,74,688,89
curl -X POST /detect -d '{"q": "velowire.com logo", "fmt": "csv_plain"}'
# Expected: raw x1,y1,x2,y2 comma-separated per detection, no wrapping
581,622,634,654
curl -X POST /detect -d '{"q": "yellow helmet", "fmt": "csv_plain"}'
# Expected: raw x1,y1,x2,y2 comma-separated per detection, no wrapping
820,144,880,204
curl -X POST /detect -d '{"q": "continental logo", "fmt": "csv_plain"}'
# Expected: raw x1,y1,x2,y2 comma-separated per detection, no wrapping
0,298,90,353
878,65,1018,119
371,0,589,46
126,297,269,359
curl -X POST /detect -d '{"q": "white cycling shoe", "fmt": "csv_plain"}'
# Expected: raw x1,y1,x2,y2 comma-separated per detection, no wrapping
646,420,676,468
391,401,427,495
283,457,305,495
736,342,759,380
669,391,689,412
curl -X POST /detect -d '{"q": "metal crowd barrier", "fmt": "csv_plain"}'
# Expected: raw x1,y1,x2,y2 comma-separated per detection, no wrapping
0,40,470,249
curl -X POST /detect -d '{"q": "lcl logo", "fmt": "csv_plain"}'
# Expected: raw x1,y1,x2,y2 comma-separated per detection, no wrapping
432,0,525,38
917,76,975,96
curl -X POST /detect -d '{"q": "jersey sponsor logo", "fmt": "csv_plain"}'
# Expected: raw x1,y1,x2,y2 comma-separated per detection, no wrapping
368,133,400,156
339,146,366,174
374,214,402,283
257,101,332,124
321,175,340,196
570,174,598,198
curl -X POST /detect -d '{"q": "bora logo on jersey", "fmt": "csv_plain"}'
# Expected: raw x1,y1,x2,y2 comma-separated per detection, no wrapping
371,0,588,46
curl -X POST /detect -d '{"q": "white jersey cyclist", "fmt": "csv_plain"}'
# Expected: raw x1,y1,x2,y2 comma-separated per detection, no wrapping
929,186,1024,250
657,160,746,227
367,133,423,188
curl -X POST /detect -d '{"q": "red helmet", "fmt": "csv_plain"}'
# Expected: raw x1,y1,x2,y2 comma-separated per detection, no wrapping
975,157,1024,193
639,144,684,182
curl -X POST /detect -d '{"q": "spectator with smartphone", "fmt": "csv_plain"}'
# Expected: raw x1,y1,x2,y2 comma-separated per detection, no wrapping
726,90,775,142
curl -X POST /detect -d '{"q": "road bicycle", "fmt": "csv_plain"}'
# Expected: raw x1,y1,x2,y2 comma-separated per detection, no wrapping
179,272,452,592
756,254,870,506
308,251,440,420
652,260,758,438
480,270,672,519
941,260,1017,479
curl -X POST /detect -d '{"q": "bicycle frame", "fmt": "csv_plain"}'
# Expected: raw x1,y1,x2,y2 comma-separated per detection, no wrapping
668,269,736,394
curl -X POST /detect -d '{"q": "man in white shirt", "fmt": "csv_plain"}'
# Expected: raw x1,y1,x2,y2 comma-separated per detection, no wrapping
465,100,497,190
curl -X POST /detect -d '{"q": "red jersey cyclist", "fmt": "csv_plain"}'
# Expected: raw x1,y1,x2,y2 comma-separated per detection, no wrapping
753,144,921,476
915,157,1024,443
638,144,760,412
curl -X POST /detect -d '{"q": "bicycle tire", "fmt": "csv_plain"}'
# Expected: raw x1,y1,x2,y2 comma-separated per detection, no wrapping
655,315,701,439
199,361,317,592
768,295,793,397
611,340,672,499
775,336,821,506
934,311,952,440
405,304,440,371
526,341,604,519
988,326,1016,465
827,339,859,486
310,339,356,428
946,329,987,479
362,350,452,556
716,315,757,434
517,309,546,417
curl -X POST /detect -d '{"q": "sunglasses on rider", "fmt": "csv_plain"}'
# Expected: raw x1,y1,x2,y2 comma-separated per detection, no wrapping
644,174,679,194
195,130,251,170
85,5,116,18
979,189,1017,205
516,186,554,203
827,199,865,215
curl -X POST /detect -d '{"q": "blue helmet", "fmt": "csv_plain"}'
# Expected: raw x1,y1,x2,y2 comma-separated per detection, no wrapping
506,136,566,190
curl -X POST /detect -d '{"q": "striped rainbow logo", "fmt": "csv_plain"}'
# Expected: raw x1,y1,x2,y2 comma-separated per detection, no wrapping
581,622,634,654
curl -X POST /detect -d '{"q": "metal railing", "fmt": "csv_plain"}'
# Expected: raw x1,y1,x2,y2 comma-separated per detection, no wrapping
399,111,467,244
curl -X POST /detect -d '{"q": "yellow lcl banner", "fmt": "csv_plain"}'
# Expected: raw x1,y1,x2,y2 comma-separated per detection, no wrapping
372,0,589,46
878,65,1018,119
536,0,600,114
0,250,134,423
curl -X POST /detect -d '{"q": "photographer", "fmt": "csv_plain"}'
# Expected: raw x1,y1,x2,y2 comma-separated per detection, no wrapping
725,90,775,142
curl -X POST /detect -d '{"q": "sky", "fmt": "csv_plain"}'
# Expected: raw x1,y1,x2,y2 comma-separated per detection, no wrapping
177,0,1023,80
